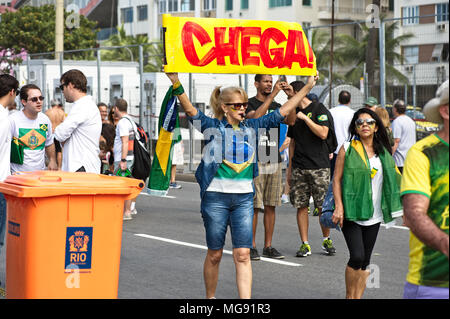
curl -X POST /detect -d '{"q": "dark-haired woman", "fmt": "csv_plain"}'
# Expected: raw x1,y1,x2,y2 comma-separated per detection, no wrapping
332,108,403,299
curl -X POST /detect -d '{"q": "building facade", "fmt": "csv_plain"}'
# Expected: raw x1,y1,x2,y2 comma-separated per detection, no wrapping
395,0,449,86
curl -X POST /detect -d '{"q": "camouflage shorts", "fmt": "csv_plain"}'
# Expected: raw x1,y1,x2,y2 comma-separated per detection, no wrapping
289,168,330,209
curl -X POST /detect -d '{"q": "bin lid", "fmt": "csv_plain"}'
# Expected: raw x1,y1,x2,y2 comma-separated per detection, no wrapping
0,171,145,198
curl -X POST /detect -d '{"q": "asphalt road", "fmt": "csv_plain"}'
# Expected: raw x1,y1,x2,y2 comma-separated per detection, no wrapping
0,180,411,300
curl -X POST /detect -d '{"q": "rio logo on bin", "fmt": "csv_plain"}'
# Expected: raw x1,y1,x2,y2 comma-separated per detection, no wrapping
65,227,93,271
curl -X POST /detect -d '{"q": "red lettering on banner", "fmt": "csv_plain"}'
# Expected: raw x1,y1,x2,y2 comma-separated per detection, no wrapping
182,21,216,67
180,22,313,70
283,30,313,69
260,28,287,68
214,27,241,66
241,27,261,66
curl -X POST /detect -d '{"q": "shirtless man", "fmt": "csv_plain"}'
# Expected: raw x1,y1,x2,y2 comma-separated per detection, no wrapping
45,99,65,169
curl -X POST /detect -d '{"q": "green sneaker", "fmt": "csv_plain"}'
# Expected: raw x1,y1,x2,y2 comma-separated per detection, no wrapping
322,238,336,255
296,243,311,257
313,208,320,216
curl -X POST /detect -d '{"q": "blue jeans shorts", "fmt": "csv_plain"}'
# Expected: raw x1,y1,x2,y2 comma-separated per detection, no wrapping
201,192,254,250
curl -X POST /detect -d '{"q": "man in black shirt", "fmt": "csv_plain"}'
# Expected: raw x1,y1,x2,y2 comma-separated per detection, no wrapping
286,81,336,257
246,74,295,261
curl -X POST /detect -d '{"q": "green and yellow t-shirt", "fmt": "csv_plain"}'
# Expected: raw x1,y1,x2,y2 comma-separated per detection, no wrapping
401,133,449,288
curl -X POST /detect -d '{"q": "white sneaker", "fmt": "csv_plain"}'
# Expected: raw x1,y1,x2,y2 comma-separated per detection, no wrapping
281,194,290,204
123,213,132,221
131,208,138,215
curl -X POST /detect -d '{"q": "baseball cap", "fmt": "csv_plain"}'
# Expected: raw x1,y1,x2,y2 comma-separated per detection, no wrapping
423,80,449,124
365,96,378,107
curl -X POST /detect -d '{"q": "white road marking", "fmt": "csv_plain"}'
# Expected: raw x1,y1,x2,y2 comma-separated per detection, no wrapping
380,224,409,230
134,234,302,267
139,192,176,199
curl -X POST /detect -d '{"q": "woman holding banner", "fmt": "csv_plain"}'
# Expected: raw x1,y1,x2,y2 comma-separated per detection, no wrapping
165,72,317,299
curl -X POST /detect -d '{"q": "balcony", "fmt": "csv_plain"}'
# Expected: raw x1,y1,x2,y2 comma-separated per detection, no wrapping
318,5,366,21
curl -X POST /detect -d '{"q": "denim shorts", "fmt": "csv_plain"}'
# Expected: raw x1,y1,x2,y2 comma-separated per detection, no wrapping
201,191,254,250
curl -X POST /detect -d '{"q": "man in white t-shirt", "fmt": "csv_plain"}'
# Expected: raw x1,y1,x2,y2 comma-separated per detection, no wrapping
9,84,57,174
54,70,102,173
113,98,137,220
329,90,355,176
391,99,416,173
0,74,19,262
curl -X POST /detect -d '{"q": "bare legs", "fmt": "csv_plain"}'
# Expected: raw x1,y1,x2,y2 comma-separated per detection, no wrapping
204,248,252,299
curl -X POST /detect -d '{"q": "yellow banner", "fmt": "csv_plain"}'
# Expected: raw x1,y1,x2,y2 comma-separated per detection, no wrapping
163,15,316,76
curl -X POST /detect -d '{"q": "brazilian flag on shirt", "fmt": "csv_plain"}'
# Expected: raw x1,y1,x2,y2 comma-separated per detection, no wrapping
10,126,48,164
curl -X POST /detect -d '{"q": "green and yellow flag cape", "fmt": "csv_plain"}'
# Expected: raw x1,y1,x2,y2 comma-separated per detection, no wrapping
147,83,184,196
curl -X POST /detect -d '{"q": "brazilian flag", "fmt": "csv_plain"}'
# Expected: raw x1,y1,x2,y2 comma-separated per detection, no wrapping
147,83,183,196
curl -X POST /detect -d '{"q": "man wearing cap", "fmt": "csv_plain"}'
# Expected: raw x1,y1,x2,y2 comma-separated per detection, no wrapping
364,97,378,112
391,99,416,173
46,98,65,170
401,80,449,299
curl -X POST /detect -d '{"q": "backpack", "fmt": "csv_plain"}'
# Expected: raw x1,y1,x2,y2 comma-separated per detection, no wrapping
324,108,338,154
123,117,151,181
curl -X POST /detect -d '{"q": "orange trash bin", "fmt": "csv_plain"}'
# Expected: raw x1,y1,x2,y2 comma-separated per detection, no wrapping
0,171,144,299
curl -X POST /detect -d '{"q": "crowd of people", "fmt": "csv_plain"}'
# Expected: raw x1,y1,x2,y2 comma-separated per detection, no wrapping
0,70,448,300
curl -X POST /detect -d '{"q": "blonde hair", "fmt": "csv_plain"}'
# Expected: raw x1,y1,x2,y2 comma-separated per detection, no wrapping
210,86,248,119
375,107,391,128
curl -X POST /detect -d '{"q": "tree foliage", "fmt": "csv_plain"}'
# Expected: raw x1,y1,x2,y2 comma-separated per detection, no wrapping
0,4,98,59
101,25,164,72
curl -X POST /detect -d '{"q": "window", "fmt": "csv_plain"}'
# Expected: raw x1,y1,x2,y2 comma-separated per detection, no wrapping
181,0,195,11
225,0,233,11
121,7,133,24
402,6,419,25
302,0,311,6
137,5,148,21
403,46,419,64
168,0,178,12
269,0,292,8
241,0,248,9
204,0,216,10
159,0,167,13
437,3,449,22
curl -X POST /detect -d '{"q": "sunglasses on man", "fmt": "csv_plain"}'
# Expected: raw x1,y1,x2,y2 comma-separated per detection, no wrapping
28,96,45,103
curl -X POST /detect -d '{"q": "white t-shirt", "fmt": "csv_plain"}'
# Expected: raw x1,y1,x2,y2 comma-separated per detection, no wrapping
329,105,355,155
344,142,383,226
392,115,416,167
54,95,101,173
0,104,11,181
114,116,135,163
9,110,54,174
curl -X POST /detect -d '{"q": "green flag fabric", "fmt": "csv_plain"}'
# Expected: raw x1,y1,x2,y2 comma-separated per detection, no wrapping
147,84,183,197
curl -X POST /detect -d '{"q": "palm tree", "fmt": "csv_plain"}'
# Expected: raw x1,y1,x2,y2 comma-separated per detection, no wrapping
338,21,414,86
101,25,164,72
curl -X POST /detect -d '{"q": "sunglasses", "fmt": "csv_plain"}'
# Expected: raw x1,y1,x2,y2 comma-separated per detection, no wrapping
59,83,66,91
355,118,376,127
225,102,248,111
28,96,45,103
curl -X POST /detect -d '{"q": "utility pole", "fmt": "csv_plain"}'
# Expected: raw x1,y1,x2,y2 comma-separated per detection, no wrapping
55,0,64,60
329,0,335,108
